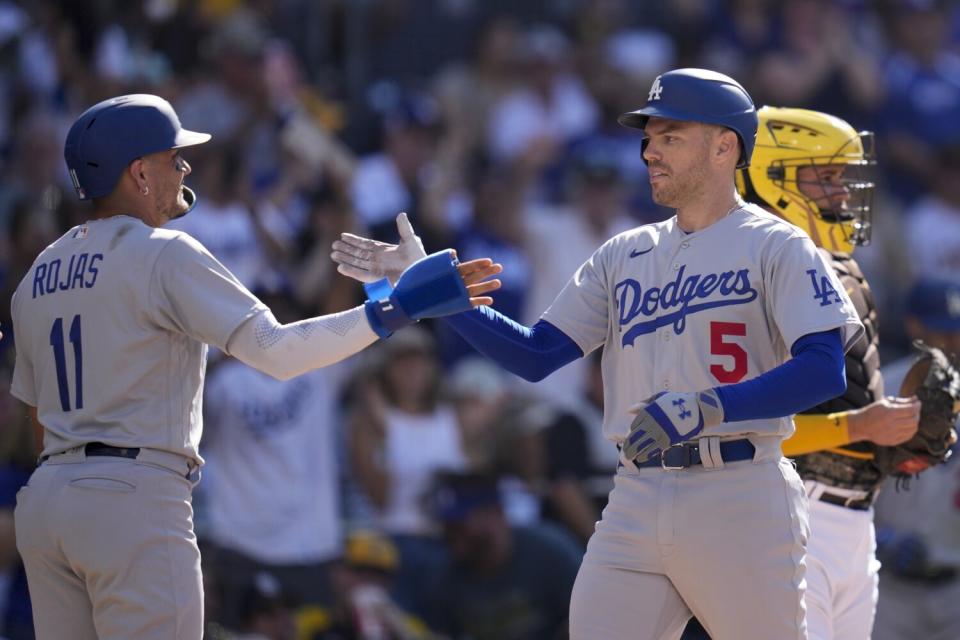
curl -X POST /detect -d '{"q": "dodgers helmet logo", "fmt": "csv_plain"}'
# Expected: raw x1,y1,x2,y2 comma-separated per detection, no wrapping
616,265,758,347
648,76,663,101
807,269,842,307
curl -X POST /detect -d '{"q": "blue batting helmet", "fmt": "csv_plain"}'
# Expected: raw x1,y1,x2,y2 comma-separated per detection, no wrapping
618,68,758,168
64,94,211,200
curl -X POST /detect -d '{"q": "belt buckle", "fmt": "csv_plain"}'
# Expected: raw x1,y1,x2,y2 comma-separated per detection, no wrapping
661,444,691,470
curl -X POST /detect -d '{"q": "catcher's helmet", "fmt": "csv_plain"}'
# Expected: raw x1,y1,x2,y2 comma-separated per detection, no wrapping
736,107,875,254
618,68,758,168
64,94,211,200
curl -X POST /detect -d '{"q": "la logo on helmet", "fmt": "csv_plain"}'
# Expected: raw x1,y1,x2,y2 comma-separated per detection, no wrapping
648,76,663,101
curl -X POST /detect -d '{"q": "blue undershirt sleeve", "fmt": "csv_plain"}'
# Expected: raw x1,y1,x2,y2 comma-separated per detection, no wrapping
440,306,583,382
715,328,846,422
444,311,845,420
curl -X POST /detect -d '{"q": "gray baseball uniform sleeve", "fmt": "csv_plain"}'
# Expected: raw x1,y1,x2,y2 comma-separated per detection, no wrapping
149,232,265,352
541,242,613,357
764,236,863,352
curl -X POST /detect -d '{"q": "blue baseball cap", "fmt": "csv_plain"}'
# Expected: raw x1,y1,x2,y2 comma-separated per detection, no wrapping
618,68,758,168
383,92,440,133
64,94,211,200
906,278,960,331
430,474,501,523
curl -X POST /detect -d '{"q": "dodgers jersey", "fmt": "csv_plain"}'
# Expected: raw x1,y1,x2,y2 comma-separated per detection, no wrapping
10,215,265,463
542,203,863,443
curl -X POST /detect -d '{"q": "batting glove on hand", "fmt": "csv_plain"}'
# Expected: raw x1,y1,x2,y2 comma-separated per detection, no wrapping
332,212,427,285
622,390,725,464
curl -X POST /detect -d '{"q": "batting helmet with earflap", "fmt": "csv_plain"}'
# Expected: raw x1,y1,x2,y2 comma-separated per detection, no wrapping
618,68,758,168
64,94,211,203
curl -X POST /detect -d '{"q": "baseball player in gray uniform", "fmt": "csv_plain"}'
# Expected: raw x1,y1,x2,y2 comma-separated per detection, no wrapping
9,94,502,640
332,69,864,639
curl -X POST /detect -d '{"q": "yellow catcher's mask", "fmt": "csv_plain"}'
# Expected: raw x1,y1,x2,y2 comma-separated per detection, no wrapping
736,106,875,254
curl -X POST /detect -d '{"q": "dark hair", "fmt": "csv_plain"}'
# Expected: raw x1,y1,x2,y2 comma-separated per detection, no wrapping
374,328,441,410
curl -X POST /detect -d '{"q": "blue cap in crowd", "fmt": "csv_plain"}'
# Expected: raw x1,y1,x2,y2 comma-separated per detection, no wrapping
382,91,440,133
430,473,501,523
906,278,960,331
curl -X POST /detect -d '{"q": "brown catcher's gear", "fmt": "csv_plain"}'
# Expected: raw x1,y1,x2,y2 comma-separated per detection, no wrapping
872,341,960,477
794,252,885,494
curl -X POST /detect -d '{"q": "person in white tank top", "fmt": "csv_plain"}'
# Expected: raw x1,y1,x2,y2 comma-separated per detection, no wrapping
346,326,467,616
348,326,467,536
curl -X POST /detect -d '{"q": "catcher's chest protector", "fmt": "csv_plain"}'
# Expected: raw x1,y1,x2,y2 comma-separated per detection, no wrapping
793,251,886,493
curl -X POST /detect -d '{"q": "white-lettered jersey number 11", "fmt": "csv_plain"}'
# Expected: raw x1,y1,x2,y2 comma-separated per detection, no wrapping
49,315,83,411
710,321,747,383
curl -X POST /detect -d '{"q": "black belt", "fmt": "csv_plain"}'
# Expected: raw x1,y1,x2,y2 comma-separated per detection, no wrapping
40,442,141,464
632,439,755,469
816,490,873,511
40,442,199,483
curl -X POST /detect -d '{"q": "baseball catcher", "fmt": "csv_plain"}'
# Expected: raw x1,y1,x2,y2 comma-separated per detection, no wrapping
730,106,912,640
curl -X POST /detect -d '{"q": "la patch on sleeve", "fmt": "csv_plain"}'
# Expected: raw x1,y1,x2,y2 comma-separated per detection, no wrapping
807,269,842,307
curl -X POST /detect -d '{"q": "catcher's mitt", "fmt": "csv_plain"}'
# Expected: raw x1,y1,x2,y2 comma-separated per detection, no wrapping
873,341,960,477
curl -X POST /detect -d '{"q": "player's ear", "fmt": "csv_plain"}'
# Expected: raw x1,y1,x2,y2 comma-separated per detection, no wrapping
715,129,736,163
127,158,148,192
714,128,740,164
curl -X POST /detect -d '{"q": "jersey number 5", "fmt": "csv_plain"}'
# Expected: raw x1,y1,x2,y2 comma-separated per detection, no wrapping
710,321,747,383
49,315,83,411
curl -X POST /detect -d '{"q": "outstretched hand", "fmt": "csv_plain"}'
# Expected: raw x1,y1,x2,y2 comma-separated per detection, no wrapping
458,256,502,307
332,212,425,284
363,249,502,338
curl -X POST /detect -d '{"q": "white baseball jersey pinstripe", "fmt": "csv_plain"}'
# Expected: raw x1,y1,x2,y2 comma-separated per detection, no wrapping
542,202,863,445
10,215,265,463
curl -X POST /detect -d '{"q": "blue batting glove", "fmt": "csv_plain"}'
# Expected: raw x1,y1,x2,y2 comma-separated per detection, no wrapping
364,250,471,338
622,390,724,464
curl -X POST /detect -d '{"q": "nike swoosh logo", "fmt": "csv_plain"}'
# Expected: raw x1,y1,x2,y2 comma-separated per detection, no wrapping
630,247,654,258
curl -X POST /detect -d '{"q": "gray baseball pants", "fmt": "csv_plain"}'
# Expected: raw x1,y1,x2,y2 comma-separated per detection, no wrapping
15,449,202,639
569,449,811,639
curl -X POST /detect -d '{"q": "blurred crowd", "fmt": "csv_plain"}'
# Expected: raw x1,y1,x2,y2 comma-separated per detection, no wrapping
2,0,960,638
